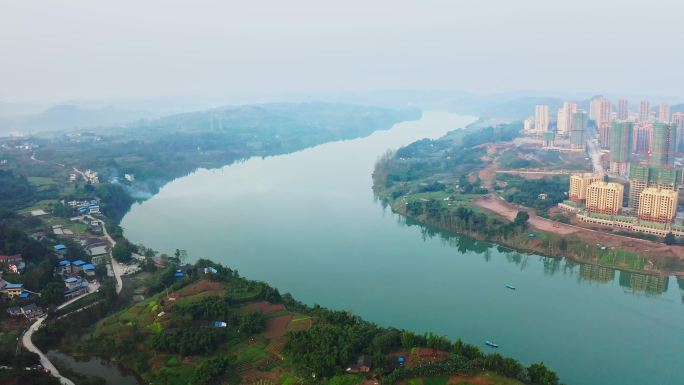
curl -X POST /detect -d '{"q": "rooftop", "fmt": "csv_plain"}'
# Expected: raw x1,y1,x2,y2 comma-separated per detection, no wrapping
54,244,67,250
65,277,79,283
73,260,86,266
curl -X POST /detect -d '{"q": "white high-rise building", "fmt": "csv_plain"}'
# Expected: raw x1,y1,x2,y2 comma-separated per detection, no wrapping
523,117,534,133
673,112,684,151
658,103,670,122
535,105,549,133
557,108,566,134
557,102,576,134
639,100,651,123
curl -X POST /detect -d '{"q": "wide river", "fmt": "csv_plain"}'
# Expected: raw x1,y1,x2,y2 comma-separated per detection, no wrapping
122,112,684,385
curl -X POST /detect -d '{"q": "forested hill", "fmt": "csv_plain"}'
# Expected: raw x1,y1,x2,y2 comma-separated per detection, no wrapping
8,103,419,220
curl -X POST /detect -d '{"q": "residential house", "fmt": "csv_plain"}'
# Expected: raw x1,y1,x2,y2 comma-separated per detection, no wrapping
64,276,82,289
64,281,88,300
54,244,67,259
0,254,24,274
72,260,86,272
58,260,72,274
83,263,96,277
88,205,100,214
7,303,44,319
87,245,108,265
2,283,24,299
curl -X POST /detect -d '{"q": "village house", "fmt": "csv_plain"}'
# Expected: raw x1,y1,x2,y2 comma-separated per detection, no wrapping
83,263,96,277
54,244,67,259
64,277,87,300
87,245,109,265
0,254,24,274
2,283,24,299
7,303,44,319
64,276,82,289
72,260,87,272
58,260,72,274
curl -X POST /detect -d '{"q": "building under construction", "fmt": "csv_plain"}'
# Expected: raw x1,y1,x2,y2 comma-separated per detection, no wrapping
609,120,633,175
628,164,679,209
650,122,677,167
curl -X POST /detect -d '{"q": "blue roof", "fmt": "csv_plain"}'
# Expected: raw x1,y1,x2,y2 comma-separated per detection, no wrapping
83,263,95,270
54,244,66,250
72,260,86,266
78,207,87,212
5,283,23,289
65,277,79,283
174,272,185,278
59,260,71,266
209,267,218,274
19,292,30,299
89,205,99,209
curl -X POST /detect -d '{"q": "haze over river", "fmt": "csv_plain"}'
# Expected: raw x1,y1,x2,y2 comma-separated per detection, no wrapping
122,112,684,385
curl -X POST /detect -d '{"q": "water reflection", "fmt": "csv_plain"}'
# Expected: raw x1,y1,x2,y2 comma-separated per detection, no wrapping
619,271,669,294
579,264,616,283
400,207,678,299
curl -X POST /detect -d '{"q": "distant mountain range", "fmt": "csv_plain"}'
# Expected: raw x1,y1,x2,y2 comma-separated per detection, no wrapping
0,104,153,135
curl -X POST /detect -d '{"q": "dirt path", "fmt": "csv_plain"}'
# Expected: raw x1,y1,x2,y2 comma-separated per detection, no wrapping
474,195,578,235
473,195,684,264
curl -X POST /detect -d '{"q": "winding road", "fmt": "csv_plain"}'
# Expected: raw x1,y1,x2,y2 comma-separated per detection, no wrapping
22,220,122,384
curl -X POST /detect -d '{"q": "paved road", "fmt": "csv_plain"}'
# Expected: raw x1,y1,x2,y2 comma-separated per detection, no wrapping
22,286,100,385
85,215,122,294
22,218,120,385
585,132,605,176
22,316,75,385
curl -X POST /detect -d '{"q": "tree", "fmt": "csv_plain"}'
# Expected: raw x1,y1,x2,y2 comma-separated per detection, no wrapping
527,362,560,385
40,281,66,307
514,211,530,227
664,232,676,245
112,239,136,262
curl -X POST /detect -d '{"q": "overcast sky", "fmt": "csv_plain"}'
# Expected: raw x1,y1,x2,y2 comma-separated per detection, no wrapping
2,0,683,103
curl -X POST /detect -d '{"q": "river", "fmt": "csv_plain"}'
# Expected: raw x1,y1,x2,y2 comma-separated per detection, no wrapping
121,111,684,385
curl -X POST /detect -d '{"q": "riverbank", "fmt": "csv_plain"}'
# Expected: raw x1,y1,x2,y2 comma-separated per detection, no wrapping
383,193,680,278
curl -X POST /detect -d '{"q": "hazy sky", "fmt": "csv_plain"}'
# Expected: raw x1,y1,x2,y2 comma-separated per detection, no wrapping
2,0,683,102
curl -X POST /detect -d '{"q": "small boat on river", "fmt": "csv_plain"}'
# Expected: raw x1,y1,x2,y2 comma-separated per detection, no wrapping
505,284,516,290
485,341,499,348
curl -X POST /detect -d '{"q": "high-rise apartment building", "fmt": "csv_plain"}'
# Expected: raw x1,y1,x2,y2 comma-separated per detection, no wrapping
523,117,534,133
594,98,612,148
586,182,624,215
658,103,670,122
650,122,677,167
557,101,576,135
569,173,602,203
571,111,588,149
556,108,566,134
672,112,684,151
637,188,677,223
535,105,549,133
638,100,651,123
633,123,652,153
628,164,678,209
609,121,633,175
617,99,629,120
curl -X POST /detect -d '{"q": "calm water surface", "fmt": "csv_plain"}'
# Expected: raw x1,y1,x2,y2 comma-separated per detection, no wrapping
48,350,139,385
122,112,684,385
